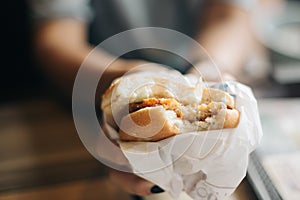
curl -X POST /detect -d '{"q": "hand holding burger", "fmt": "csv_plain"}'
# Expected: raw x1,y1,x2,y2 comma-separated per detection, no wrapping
101,70,239,142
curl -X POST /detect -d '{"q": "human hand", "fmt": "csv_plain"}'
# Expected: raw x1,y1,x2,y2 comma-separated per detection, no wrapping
121,60,172,75
108,169,164,197
187,60,236,82
97,59,171,99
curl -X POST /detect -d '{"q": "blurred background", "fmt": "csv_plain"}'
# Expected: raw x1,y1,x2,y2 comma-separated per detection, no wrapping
1,0,300,200
0,1,113,199
1,1,40,102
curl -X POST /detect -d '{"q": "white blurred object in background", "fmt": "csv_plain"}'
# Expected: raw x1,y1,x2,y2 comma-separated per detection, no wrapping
252,0,300,84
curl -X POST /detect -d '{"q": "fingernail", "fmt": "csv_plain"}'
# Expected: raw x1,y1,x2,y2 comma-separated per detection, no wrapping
130,195,144,200
150,185,164,194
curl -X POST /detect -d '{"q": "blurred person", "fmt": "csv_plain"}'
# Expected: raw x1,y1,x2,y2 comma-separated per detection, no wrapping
29,0,265,198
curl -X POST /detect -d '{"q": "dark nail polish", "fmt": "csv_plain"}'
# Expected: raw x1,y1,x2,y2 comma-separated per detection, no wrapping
130,195,144,200
151,185,164,194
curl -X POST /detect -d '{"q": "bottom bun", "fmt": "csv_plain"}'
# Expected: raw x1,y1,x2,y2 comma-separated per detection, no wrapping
119,107,179,142
119,105,240,142
224,109,240,128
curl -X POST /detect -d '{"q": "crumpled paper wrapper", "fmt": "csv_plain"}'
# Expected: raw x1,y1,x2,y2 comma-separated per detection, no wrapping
105,81,262,199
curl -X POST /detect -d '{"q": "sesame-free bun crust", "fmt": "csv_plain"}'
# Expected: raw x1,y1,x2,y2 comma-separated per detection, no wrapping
201,88,235,109
119,107,179,142
224,109,240,128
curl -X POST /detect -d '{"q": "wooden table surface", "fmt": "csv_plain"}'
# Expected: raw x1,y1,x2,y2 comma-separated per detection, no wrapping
0,97,257,200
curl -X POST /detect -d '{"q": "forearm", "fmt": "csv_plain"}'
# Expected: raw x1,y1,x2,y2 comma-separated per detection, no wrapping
34,19,88,92
33,19,137,97
193,3,256,78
